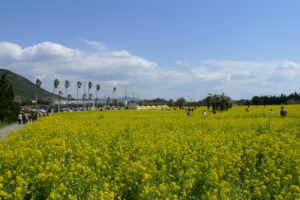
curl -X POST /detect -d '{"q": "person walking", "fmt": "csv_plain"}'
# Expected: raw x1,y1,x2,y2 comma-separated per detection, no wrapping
32,112,38,122
280,106,287,118
18,113,22,125
22,113,26,124
24,113,29,124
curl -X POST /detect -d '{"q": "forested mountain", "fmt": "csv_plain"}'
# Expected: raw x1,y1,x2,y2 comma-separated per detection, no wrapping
0,69,55,103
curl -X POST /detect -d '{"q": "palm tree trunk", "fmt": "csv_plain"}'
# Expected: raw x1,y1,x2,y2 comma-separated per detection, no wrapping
87,89,89,110
95,91,97,108
83,82,86,110
53,88,55,112
36,87,38,111
113,91,114,106
65,88,67,108
77,87,79,108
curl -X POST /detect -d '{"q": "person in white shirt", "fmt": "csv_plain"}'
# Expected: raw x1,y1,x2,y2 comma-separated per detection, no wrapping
18,113,22,125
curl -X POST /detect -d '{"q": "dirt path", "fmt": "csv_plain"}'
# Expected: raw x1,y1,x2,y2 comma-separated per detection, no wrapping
0,123,24,139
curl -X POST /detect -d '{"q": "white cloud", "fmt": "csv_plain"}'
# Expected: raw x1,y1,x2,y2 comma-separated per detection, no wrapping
176,59,300,98
191,67,224,81
1,41,300,99
85,40,108,51
0,42,22,62
0,41,183,98
175,60,191,67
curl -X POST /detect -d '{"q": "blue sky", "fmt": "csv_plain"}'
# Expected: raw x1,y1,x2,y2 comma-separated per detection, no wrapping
1,0,300,100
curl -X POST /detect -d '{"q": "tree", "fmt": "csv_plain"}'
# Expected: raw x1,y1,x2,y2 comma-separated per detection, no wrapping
87,81,93,109
64,80,70,108
96,84,100,107
205,93,233,113
0,73,19,122
167,99,174,107
203,93,213,109
35,78,42,110
53,79,59,111
77,81,82,107
175,97,186,109
113,87,116,106
88,81,93,96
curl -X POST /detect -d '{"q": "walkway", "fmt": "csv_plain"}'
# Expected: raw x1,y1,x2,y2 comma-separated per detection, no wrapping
0,123,24,139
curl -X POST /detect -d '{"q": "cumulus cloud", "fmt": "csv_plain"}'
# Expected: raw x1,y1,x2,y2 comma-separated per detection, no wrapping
176,59,300,98
0,41,189,98
0,41,299,99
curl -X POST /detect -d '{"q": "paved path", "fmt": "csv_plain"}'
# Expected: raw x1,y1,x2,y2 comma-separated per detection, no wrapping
0,123,24,139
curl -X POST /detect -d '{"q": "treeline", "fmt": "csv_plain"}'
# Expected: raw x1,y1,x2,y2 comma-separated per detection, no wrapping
140,94,233,109
140,92,300,107
250,92,300,105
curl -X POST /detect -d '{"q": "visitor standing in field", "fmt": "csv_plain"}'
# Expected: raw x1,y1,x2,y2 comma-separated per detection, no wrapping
202,110,207,116
280,106,287,118
187,110,190,116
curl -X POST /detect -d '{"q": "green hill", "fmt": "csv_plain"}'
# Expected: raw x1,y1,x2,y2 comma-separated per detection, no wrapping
0,69,56,103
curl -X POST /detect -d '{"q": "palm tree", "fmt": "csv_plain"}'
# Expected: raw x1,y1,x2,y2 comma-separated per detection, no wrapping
113,87,116,106
58,90,63,111
53,79,59,112
87,81,93,109
83,81,86,110
64,80,70,108
96,84,100,107
35,79,42,110
77,81,82,107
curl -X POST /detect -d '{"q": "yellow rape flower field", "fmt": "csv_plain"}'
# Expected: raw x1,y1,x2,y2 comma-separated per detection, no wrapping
0,105,299,200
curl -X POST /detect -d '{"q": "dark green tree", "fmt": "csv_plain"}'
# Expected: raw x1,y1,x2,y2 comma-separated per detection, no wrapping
0,73,19,122
204,93,232,113
203,93,213,109
251,96,261,105
167,99,174,107
175,97,186,109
